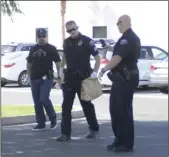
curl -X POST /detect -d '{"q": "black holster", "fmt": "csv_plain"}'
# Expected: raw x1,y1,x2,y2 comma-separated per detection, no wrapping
64,69,92,83
47,70,54,79
107,71,116,82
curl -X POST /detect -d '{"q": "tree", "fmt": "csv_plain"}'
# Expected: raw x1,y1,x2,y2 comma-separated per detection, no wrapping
60,0,66,42
1,0,23,19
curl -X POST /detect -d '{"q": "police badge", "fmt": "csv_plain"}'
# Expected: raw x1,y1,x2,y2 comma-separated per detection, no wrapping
78,40,83,46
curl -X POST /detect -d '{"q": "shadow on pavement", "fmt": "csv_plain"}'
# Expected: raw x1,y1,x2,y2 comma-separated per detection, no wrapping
2,119,168,156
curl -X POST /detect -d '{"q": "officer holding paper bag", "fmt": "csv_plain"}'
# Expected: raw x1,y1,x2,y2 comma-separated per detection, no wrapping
56,20,101,142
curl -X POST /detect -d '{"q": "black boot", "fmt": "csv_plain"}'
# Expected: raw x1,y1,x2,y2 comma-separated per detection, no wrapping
85,130,99,139
56,134,71,142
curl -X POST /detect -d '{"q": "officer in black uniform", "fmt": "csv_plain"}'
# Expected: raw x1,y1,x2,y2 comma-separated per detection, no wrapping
99,15,140,152
26,28,61,131
56,20,100,141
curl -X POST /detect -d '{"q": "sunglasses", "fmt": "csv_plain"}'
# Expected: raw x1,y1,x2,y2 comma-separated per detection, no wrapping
66,28,77,33
117,21,122,26
37,36,46,38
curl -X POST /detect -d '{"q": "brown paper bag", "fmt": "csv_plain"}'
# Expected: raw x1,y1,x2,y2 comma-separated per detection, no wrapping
81,77,103,101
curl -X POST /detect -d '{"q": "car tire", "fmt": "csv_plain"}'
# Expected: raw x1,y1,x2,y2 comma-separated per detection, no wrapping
160,87,168,94
1,80,7,87
18,71,30,87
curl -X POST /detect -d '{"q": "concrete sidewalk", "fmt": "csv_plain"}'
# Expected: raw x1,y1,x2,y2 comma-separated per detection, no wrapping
2,118,168,156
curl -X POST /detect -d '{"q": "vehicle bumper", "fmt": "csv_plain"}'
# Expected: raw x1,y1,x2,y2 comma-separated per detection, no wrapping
149,74,168,87
1,67,18,82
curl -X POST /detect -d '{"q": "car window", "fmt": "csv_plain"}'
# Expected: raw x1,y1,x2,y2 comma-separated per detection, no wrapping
21,46,33,51
139,48,151,59
151,47,168,60
1,45,17,53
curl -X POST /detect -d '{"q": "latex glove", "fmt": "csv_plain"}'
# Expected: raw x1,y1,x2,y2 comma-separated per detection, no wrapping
98,69,105,81
59,68,64,77
98,71,104,78
90,71,97,79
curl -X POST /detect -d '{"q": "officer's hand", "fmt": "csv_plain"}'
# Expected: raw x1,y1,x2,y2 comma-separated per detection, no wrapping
98,71,104,79
90,71,97,79
59,68,64,77
54,77,62,89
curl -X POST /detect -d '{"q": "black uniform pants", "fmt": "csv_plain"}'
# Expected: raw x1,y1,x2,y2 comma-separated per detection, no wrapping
61,80,99,136
109,74,139,149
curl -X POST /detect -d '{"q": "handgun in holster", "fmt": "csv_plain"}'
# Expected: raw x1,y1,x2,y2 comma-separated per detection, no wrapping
73,69,91,81
107,71,117,82
122,67,131,81
47,70,54,79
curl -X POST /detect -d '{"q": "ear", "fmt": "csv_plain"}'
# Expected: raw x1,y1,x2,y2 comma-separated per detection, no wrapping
76,26,79,30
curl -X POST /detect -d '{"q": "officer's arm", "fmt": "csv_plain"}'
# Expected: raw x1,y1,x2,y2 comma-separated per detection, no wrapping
26,47,34,77
103,38,130,72
52,47,61,77
89,40,100,73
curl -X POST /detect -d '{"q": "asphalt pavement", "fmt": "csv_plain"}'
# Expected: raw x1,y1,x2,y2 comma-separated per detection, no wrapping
2,118,168,156
1,85,168,156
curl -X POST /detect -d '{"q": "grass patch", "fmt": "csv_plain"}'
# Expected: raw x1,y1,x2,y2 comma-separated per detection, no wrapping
1,104,62,117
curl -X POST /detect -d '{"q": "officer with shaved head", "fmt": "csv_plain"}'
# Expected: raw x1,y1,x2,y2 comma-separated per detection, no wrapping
99,15,141,152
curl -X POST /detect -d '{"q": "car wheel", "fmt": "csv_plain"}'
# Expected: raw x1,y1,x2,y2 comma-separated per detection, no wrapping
160,87,168,94
18,71,30,87
1,80,7,87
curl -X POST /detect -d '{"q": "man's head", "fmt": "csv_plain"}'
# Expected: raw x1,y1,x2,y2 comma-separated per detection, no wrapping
36,28,48,45
117,15,131,34
65,21,79,38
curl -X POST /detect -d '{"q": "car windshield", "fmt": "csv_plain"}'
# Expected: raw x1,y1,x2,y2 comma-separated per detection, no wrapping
1,45,17,53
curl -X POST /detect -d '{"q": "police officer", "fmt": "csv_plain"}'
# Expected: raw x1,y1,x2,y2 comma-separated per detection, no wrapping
56,20,100,141
26,28,61,131
99,15,140,152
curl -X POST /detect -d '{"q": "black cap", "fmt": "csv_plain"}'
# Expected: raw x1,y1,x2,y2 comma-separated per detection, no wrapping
36,28,48,37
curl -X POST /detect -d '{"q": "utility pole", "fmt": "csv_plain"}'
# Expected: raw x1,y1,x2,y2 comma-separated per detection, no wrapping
60,0,66,43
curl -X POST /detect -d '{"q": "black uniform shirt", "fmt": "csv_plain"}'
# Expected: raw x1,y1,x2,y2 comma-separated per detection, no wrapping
63,33,99,71
113,28,141,71
26,43,61,79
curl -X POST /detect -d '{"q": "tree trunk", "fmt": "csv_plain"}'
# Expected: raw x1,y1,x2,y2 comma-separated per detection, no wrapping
60,0,66,42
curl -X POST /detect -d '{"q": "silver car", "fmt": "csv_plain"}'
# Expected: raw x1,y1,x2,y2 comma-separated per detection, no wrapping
149,57,168,93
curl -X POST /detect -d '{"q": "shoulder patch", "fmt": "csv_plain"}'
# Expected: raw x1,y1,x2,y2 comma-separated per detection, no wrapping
89,40,95,46
120,39,128,45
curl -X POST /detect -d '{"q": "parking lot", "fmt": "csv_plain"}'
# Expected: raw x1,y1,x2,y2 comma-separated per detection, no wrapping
2,84,168,156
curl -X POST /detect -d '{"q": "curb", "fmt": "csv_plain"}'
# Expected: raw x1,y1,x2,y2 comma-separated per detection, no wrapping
2,109,84,126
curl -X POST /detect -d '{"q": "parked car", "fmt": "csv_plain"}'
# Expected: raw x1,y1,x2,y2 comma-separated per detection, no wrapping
149,57,168,94
1,49,63,87
1,42,35,54
91,45,168,88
